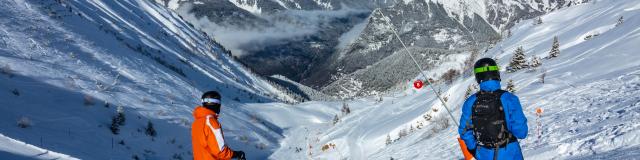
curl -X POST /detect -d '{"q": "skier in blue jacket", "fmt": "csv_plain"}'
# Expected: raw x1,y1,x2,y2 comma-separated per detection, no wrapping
458,58,528,160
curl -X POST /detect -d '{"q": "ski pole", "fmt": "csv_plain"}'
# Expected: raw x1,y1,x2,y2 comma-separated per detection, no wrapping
375,9,459,127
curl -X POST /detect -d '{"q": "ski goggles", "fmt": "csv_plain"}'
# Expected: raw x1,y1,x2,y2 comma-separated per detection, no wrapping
202,98,221,104
474,66,499,73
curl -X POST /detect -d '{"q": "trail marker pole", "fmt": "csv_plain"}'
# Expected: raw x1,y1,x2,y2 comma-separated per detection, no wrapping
536,107,543,144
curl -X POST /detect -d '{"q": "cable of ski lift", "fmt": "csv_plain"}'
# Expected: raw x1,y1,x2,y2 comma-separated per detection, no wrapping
374,9,459,127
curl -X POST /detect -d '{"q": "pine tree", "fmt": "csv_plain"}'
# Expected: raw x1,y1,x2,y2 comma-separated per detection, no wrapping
508,46,527,72
110,117,120,134
145,121,157,137
506,80,516,93
548,36,560,58
116,106,126,125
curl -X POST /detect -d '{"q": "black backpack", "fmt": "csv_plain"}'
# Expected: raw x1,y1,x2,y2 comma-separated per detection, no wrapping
471,90,517,148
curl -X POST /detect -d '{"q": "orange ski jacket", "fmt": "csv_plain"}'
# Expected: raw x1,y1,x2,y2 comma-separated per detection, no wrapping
192,106,234,160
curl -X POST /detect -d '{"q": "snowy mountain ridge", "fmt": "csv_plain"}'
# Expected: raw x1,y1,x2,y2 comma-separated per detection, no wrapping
320,0,595,99
157,0,593,98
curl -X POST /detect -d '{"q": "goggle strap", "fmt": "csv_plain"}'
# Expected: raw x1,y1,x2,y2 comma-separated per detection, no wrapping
202,98,220,104
474,66,499,73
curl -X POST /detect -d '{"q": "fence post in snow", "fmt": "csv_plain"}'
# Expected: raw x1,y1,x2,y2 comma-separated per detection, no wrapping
536,107,544,144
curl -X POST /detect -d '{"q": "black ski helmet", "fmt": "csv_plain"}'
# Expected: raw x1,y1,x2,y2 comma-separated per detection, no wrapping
474,58,501,84
201,91,221,114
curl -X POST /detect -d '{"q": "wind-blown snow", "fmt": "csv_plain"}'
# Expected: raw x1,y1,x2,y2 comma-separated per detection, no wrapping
0,134,79,160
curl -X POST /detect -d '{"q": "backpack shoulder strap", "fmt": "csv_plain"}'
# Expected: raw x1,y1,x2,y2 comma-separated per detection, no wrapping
475,89,506,97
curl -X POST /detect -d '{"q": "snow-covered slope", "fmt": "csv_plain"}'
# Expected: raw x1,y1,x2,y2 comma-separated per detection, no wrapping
260,0,640,159
2,0,638,159
0,0,294,159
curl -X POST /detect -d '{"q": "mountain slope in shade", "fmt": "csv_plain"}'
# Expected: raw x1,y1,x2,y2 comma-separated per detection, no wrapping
0,0,295,159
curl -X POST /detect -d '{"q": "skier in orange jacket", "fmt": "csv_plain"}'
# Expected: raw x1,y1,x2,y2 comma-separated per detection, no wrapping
192,91,246,160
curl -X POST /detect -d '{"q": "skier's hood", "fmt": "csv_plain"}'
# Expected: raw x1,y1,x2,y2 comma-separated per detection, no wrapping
193,106,217,119
480,80,501,92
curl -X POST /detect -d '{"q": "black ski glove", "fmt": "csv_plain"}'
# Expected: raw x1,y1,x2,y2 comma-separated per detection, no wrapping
468,148,476,157
232,151,246,160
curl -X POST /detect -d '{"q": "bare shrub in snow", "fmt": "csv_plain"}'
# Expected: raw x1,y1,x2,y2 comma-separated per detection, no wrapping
1,64,13,78
341,102,351,115
465,84,479,98
385,134,392,145
11,88,20,96
17,116,32,128
539,69,547,84
321,144,330,152
64,76,78,89
145,121,157,138
256,143,266,150
463,48,480,77
239,135,249,144
530,56,542,68
83,95,95,106
423,113,432,121
441,69,460,84
584,32,600,41
430,116,450,134
397,128,408,139
506,79,517,93
616,16,624,27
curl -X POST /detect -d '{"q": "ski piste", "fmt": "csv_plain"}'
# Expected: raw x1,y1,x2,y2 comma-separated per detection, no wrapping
1,0,640,159
375,9,459,127
375,8,482,160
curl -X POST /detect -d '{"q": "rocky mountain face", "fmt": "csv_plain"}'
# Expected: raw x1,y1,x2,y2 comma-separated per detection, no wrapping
315,1,500,97
154,0,590,99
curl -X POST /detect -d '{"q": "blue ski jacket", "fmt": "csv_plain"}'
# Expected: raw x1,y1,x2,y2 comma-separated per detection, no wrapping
458,80,528,160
